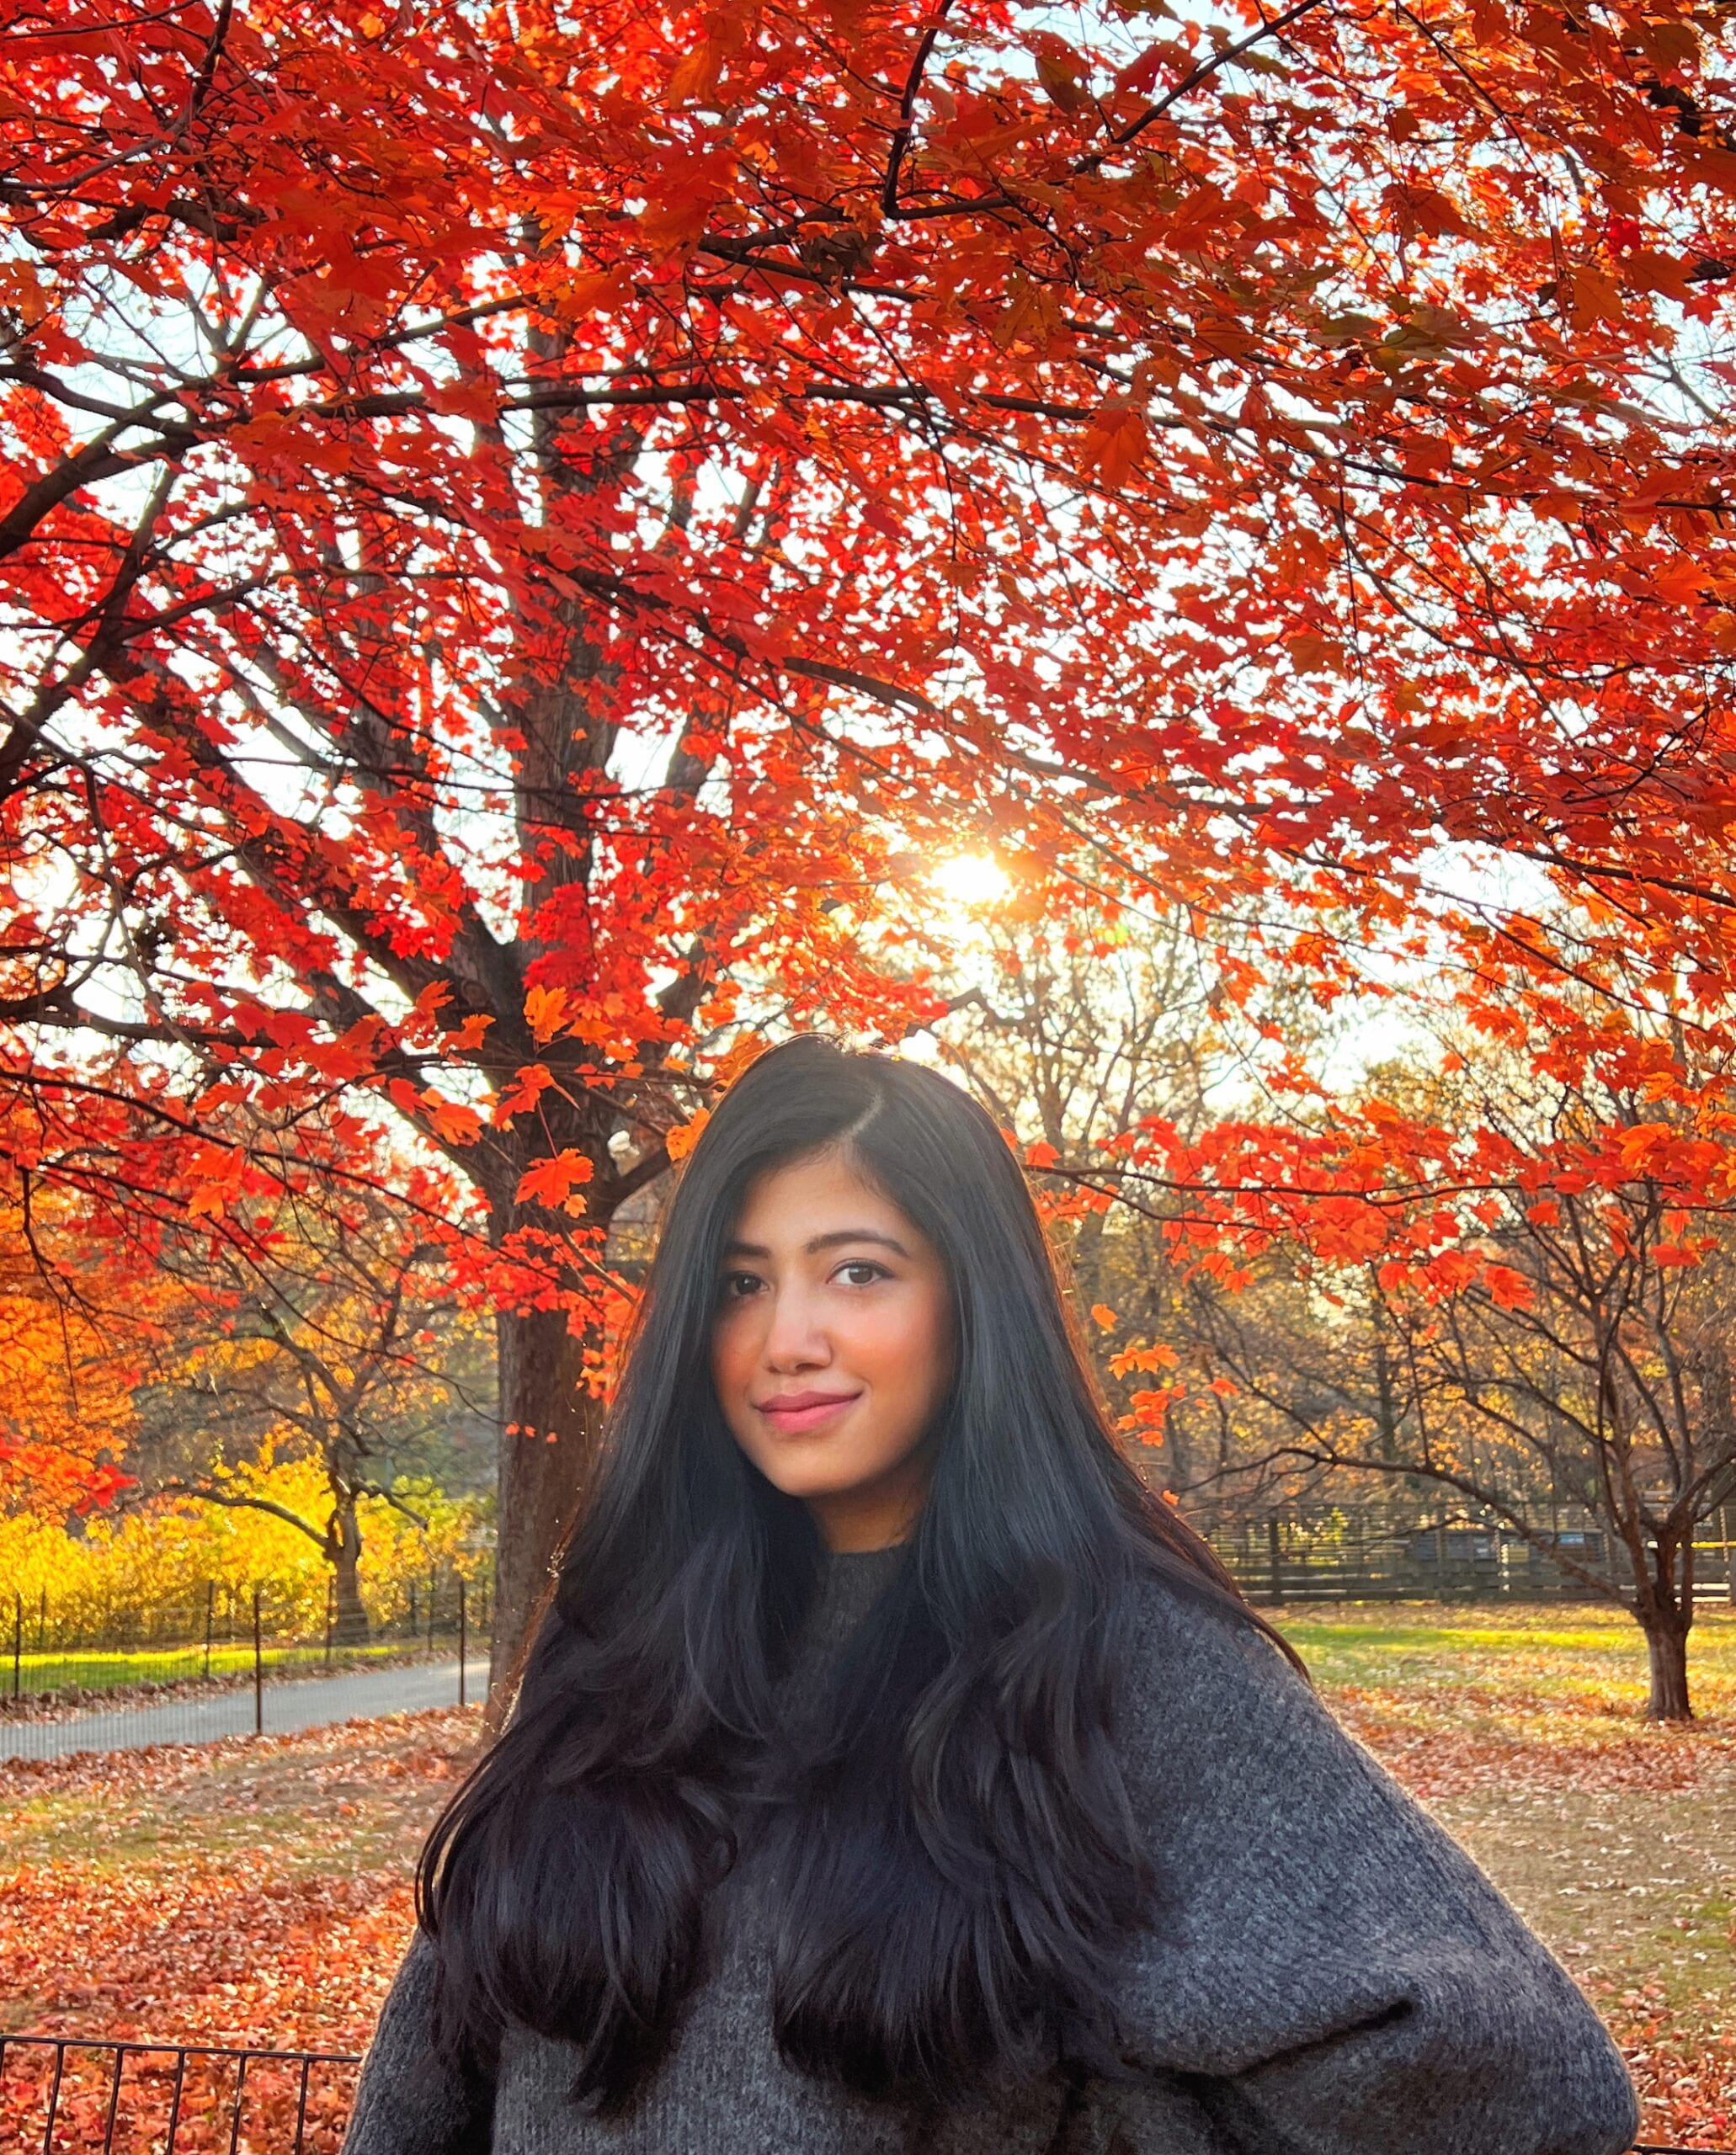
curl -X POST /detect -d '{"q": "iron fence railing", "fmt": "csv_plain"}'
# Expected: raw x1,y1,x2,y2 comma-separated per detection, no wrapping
0,2034,1723,2152
4,1568,490,1706
0,1574,488,1760
0,2034,362,2152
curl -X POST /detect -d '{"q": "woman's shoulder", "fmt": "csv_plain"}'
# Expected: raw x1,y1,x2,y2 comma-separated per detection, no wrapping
1112,1555,1307,1701
1104,1560,1465,1960
1105,1556,1389,1814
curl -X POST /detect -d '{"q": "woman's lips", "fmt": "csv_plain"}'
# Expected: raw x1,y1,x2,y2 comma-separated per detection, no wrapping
757,1391,863,1434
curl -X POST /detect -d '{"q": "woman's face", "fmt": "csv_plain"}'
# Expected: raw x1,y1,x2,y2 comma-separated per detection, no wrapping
710,1148,955,1551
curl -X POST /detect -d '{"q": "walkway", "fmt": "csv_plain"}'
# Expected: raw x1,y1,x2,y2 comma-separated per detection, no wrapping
0,1658,470,1763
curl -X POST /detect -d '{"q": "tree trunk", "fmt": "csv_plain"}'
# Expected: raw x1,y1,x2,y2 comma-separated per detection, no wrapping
1640,1608,1693,1721
487,1304,605,1727
1370,1296,1398,1461
330,1503,370,1645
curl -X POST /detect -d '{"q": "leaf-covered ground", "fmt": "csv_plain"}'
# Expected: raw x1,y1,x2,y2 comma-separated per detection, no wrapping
1291,1602,1736,2149
0,1602,1732,2147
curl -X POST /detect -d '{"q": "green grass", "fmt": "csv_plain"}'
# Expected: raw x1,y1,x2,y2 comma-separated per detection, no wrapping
1277,1599,1736,1727
0,1639,466,1700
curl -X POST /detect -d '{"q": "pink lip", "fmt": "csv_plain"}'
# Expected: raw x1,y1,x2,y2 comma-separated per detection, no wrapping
756,1389,863,1434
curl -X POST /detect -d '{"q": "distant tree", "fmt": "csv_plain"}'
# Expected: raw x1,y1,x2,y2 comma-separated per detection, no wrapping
0,1162,160,1521
924,887,1343,1480
127,1191,493,1643
1115,976,1736,1721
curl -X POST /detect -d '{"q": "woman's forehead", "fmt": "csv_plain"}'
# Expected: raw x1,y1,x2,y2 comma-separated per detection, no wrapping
726,1152,922,1251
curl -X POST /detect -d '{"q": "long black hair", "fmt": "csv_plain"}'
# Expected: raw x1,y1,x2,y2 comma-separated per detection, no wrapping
416,1035,1293,2114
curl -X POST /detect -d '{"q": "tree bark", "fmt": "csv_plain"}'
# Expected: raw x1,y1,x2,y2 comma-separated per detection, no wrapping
1641,1607,1693,1721
329,1501,370,1645
487,1304,605,1727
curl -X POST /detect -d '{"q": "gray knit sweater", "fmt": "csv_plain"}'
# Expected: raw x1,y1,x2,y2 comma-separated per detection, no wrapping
341,1547,1639,2154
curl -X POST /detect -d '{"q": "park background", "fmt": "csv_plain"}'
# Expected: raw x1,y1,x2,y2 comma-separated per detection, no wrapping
7,0,1736,2144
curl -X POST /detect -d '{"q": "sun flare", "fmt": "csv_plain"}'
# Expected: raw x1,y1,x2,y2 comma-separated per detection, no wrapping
929,854,1011,909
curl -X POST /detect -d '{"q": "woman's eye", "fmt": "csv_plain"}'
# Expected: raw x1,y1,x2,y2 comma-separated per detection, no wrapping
837,1260,887,1287
720,1272,763,1301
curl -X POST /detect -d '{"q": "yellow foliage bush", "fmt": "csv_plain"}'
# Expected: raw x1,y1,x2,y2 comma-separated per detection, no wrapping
0,1455,493,1641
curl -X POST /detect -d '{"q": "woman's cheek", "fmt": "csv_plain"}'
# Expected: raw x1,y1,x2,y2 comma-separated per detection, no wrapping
711,1319,758,1407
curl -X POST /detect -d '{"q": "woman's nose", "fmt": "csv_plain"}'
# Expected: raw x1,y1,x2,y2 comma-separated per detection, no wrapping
763,1289,831,1369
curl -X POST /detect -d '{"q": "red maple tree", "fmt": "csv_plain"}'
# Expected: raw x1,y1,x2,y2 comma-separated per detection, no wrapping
6,0,1736,1686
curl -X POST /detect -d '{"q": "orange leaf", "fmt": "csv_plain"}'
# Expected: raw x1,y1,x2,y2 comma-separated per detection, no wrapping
525,986,570,1046
1077,406,1147,487
668,37,722,104
666,1109,710,1161
514,1149,596,1209
423,1092,482,1147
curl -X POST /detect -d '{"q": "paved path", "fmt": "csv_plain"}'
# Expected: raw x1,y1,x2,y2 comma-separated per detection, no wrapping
0,1659,471,1763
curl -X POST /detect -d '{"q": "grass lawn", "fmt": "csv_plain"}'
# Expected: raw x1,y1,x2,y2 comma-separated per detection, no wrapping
0,1638,466,1707
0,1600,1732,2147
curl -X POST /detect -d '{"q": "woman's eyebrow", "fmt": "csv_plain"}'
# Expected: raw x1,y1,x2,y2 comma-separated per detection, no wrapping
721,1228,912,1258
806,1232,905,1258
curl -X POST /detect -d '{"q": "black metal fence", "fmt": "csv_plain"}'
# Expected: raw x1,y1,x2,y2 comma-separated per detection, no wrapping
0,2034,361,2153
5,1568,490,1702
1201,1503,1736,1606
0,1570,487,1761
0,2034,1719,2152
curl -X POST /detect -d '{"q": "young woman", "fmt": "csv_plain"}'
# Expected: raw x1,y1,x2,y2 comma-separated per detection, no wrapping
343,1036,1639,2155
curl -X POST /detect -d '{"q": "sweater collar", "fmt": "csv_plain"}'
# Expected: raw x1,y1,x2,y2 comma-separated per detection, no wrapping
801,1540,908,1652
